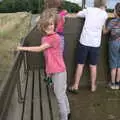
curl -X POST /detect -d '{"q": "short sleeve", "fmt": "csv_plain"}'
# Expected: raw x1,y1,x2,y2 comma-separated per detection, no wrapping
76,9,87,17
41,36,54,47
41,37,45,44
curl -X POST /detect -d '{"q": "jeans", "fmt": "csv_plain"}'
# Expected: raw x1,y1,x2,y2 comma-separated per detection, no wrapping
52,71,70,120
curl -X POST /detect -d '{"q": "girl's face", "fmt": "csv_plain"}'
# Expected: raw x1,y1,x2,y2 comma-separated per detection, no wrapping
45,19,55,34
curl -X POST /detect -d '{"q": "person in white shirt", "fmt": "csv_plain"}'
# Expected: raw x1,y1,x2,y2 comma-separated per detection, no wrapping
69,1,108,92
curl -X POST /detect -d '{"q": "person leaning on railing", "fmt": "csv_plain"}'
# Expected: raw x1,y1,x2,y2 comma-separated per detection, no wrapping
17,9,71,120
103,2,120,90
69,1,108,93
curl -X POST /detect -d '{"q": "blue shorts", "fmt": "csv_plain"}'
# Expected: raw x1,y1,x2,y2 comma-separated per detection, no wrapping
76,43,100,65
109,41,120,69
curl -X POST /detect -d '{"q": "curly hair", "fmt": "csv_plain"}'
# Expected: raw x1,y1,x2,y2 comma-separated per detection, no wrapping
37,8,58,35
115,3,120,17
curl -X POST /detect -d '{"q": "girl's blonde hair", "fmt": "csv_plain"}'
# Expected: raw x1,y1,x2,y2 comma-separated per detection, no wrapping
37,8,58,35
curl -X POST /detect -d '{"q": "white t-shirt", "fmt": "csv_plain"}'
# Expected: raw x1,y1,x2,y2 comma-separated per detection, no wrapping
77,7,108,47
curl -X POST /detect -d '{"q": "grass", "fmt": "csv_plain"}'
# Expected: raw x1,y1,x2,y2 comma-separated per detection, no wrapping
0,12,31,81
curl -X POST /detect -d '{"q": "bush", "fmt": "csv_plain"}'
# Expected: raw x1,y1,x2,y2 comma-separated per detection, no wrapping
0,0,30,13
0,0,44,13
62,1,82,13
0,0,81,13
106,8,114,13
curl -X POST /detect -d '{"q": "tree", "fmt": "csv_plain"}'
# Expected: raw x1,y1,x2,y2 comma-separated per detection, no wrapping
39,0,44,12
44,0,62,8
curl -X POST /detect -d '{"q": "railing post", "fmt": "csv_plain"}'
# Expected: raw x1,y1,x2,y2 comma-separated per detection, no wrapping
23,52,28,74
14,50,24,103
16,71,24,103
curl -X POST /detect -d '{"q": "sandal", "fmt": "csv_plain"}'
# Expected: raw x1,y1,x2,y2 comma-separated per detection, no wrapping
68,86,79,94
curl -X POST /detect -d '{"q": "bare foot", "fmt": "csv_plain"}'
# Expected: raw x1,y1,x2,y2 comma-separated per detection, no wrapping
68,85,79,94
91,85,96,92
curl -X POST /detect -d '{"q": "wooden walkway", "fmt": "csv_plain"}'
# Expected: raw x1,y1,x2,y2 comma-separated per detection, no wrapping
6,68,59,120
6,67,59,120
0,25,60,119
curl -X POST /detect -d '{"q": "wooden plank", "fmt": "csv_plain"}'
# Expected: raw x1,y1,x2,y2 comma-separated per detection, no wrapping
47,86,59,120
22,71,33,120
19,62,27,100
5,61,27,120
33,70,41,120
0,52,23,119
40,70,51,120
5,87,23,120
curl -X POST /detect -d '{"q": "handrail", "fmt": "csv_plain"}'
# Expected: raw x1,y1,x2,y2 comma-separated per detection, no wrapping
0,49,24,120
0,26,37,120
0,40,25,119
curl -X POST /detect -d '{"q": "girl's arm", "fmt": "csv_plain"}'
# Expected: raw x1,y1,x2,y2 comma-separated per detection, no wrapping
17,43,50,52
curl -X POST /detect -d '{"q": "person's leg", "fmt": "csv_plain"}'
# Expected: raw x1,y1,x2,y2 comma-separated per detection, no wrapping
69,43,88,91
65,94,70,114
52,71,70,120
109,41,119,89
116,42,120,89
109,68,117,89
71,64,84,90
116,68,120,89
89,65,97,92
111,68,117,83
89,46,100,92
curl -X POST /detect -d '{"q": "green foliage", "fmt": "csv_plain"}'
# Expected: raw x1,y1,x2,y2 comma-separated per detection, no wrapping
0,0,81,13
0,0,30,13
0,0,44,13
62,1,82,13
106,8,114,13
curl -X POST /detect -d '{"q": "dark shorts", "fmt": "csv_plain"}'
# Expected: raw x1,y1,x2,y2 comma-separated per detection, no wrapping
76,43,100,65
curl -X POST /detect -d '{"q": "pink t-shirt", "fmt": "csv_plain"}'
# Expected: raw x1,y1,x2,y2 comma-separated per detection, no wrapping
56,10,68,33
42,32,66,74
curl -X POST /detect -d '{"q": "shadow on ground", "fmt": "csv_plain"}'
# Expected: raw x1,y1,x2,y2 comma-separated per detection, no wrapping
68,85,120,120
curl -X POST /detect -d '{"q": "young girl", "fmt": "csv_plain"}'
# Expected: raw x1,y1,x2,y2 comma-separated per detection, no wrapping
103,2,120,90
36,0,68,55
56,9,68,53
17,10,70,120
36,7,68,54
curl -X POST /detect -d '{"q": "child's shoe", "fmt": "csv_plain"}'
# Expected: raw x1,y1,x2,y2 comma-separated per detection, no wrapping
109,82,116,90
115,81,120,90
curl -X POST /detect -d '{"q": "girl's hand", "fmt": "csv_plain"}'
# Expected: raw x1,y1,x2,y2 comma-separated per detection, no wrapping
17,46,22,51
